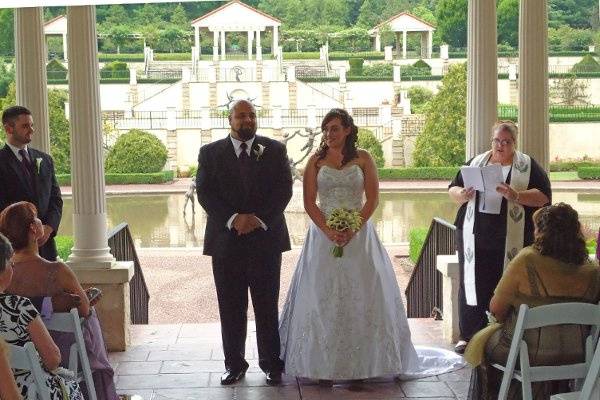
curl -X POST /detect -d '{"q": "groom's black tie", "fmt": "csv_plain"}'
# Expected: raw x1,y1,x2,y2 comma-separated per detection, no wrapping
238,142,251,194
18,149,34,188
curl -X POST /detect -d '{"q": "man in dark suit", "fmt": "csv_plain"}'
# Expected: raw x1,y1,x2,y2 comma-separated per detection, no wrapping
196,100,293,386
0,106,63,261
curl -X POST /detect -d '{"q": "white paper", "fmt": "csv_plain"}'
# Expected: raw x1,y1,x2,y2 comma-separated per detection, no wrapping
479,164,504,214
460,166,484,191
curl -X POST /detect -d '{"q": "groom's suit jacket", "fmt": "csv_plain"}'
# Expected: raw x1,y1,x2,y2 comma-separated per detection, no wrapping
196,135,293,258
0,144,63,260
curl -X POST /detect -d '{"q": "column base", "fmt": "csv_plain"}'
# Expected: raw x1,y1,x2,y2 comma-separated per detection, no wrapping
436,255,460,343
71,261,134,351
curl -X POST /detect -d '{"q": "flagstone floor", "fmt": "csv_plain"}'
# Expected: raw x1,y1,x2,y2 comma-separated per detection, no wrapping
110,320,471,400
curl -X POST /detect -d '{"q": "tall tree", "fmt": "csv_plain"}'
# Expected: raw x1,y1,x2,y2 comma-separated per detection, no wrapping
413,63,466,167
170,4,189,27
0,9,14,56
435,0,467,47
497,0,519,47
104,5,129,27
549,0,598,29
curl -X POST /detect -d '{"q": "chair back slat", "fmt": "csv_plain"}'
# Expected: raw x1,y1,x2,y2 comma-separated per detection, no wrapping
524,303,600,329
7,342,52,400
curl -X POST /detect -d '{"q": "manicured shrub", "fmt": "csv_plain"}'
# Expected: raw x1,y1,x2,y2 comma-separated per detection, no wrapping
362,63,393,78
100,61,129,79
407,86,434,114
105,129,168,173
571,54,600,73
409,227,428,263
378,167,460,180
55,235,73,261
348,58,364,76
578,167,600,180
412,59,431,71
550,160,600,172
56,171,174,185
357,128,384,168
46,59,67,80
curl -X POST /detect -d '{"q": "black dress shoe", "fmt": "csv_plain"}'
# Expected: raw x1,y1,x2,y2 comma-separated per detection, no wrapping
220,367,247,385
265,371,282,386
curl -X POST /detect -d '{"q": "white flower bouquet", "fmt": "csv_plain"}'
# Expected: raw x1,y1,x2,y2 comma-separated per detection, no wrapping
325,208,362,258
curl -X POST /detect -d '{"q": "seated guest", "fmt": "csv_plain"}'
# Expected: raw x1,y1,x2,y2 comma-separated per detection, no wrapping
0,232,84,400
467,202,600,399
0,337,22,400
0,202,118,400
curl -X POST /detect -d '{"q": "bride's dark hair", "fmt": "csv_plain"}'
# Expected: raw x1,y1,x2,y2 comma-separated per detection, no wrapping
315,108,359,167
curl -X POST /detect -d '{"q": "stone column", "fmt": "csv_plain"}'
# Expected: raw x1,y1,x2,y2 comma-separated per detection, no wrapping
395,32,401,58
194,26,200,60
427,31,433,59
247,30,253,60
437,255,461,343
201,107,212,144
272,26,278,57
519,0,549,170
212,30,219,61
62,33,68,61
466,0,498,159
440,44,449,61
256,30,262,61
272,105,282,138
402,31,407,59
220,30,226,61
375,33,381,52
384,45,393,61
307,105,317,129
166,107,177,172
420,32,428,59
66,5,114,268
14,7,50,153
128,67,138,105
66,5,133,351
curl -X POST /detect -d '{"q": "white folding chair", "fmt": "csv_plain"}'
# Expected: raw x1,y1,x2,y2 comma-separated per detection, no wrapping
550,335,600,400
7,341,51,400
44,308,97,400
493,302,600,400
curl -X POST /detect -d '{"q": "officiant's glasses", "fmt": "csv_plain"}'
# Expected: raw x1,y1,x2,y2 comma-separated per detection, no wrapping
492,138,514,147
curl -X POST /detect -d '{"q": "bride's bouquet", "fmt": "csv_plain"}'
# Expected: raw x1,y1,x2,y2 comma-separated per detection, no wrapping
326,208,363,258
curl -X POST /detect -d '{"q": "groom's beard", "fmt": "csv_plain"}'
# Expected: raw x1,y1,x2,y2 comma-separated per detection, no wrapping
234,126,256,141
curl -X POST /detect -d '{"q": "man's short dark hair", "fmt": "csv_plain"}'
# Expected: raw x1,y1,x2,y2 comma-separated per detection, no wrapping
2,106,32,126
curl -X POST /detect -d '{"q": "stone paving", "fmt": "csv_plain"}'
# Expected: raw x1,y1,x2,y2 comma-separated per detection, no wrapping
111,321,471,400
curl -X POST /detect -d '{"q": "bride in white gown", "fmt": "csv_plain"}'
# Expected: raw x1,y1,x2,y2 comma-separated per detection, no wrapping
279,108,463,381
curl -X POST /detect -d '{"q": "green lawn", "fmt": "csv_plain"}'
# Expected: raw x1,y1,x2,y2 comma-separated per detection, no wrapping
549,171,579,181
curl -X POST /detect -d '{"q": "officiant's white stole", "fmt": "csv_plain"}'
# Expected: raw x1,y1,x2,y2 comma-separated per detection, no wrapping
462,150,531,306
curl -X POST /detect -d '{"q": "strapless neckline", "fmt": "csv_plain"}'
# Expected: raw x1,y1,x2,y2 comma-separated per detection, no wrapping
319,164,362,174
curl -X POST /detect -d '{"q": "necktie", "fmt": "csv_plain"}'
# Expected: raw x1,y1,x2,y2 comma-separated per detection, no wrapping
18,149,34,185
238,142,251,193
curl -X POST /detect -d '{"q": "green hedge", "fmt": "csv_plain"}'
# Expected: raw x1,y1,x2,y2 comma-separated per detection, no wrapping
409,227,428,263
154,53,192,61
378,167,459,180
348,75,392,81
550,161,600,172
283,52,320,60
578,167,600,179
57,171,174,186
330,51,384,60
55,235,74,261
99,53,144,62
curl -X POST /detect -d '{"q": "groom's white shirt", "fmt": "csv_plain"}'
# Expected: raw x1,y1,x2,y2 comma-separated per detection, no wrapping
226,135,268,231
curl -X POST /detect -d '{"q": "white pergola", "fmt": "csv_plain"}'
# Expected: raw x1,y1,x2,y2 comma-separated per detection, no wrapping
6,0,550,350
368,12,435,59
190,0,281,61
43,14,68,61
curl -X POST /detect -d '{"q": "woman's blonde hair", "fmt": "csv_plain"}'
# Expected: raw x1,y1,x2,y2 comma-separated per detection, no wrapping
492,120,518,142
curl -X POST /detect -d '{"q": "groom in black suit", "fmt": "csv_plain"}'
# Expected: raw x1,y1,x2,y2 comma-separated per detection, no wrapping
196,100,293,385
0,106,63,261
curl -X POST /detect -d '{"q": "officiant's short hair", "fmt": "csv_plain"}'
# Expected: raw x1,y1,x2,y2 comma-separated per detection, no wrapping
492,120,518,141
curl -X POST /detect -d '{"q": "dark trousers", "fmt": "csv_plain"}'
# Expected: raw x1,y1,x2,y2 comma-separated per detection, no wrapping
456,230,505,341
212,251,284,373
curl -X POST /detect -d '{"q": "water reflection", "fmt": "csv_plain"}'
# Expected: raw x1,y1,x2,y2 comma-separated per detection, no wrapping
57,192,600,247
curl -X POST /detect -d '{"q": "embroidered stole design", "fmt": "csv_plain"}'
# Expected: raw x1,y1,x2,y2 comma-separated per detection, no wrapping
462,150,531,306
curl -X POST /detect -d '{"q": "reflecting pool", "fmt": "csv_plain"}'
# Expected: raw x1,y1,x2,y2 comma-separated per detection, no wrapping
57,191,600,247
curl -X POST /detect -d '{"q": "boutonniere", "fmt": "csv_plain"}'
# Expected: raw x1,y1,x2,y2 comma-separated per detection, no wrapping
253,144,265,161
35,158,43,173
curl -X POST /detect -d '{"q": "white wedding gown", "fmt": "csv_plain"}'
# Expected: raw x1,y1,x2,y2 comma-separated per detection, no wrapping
279,165,464,380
